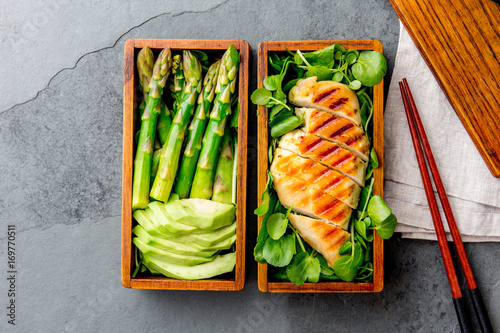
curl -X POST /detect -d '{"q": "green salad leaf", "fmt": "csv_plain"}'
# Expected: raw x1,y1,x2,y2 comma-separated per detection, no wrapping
352,51,387,87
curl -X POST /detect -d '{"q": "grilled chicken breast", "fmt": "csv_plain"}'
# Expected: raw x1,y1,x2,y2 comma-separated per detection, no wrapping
289,77,361,127
279,130,366,186
288,214,349,268
271,148,361,208
271,170,352,229
296,108,370,162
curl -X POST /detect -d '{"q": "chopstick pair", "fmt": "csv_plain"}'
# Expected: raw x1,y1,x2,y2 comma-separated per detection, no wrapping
399,78,493,333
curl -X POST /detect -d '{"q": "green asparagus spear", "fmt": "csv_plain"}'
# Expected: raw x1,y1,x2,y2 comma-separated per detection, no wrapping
174,60,221,199
137,46,154,116
212,130,234,204
156,103,172,145
150,148,163,184
190,45,240,199
167,54,185,115
132,47,172,210
150,51,202,203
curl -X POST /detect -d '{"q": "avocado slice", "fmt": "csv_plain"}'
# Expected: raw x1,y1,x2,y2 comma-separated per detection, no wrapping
133,238,215,266
132,225,218,258
133,209,166,238
163,199,236,230
142,252,236,280
190,233,237,251
149,202,198,235
168,221,236,247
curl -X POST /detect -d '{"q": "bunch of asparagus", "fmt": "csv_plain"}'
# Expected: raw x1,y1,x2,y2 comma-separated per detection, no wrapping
132,45,240,211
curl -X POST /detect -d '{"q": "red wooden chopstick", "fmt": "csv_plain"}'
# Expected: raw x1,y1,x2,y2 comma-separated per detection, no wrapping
399,79,493,333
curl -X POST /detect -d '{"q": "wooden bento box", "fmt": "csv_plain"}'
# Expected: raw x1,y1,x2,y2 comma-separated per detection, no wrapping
122,39,249,290
257,40,385,293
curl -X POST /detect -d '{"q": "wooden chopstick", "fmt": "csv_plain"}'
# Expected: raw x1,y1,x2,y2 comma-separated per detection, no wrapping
399,79,493,333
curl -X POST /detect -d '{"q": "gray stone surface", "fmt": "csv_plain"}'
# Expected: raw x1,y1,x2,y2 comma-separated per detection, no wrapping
0,0,498,332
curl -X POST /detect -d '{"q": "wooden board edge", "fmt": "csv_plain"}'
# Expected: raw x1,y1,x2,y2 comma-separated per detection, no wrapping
121,38,135,288
235,40,250,291
257,41,270,293
388,0,500,178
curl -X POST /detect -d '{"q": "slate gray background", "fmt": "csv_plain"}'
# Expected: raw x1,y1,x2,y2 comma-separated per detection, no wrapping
1,0,499,332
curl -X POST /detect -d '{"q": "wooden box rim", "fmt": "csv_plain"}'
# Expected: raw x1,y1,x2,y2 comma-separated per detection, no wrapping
121,39,249,291
257,40,384,293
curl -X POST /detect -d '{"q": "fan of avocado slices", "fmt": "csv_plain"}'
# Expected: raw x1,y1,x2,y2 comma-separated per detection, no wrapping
253,44,397,285
131,46,240,280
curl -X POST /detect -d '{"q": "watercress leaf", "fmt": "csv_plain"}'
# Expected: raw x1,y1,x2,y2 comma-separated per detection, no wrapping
359,100,369,127
365,165,373,180
307,257,321,283
254,191,270,215
254,237,267,263
364,244,372,261
355,219,367,240
339,241,352,255
269,104,285,122
355,234,367,250
251,88,272,105
294,52,304,66
350,243,364,269
372,213,397,239
305,66,332,81
345,52,358,65
357,186,373,219
269,108,293,128
286,252,321,285
370,148,379,168
274,267,289,280
302,44,337,68
333,256,359,282
334,50,344,60
352,51,387,87
273,88,287,103
349,80,362,90
263,75,281,91
320,273,341,281
283,78,300,92
262,234,295,267
270,116,303,138
364,216,372,228
367,195,392,224
332,72,344,82
317,254,335,276
267,213,288,240
336,44,347,53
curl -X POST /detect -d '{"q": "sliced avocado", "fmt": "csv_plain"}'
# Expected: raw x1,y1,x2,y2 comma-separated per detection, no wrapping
149,201,198,235
163,199,236,230
133,238,215,266
142,252,236,280
191,233,236,251
133,209,167,238
133,225,218,258
171,221,236,247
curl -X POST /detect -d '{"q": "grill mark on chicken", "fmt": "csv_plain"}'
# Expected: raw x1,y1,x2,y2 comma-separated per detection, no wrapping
310,114,341,134
329,97,348,110
312,88,339,103
301,137,325,154
317,144,341,159
327,231,346,251
330,153,354,168
329,123,355,139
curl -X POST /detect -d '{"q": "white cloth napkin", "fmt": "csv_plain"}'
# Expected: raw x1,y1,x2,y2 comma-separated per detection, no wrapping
384,22,500,242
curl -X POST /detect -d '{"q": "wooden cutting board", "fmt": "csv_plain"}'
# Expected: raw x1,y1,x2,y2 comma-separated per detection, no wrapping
389,0,500,177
